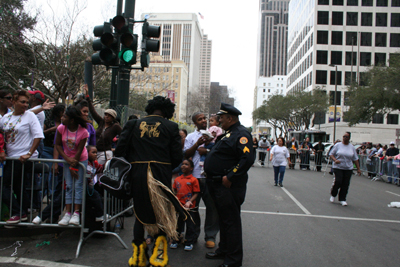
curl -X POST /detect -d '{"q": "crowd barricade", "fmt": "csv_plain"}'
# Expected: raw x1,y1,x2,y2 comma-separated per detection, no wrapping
255,150,270,167
358,155,399,183
83,189,133,249
0,157,134,258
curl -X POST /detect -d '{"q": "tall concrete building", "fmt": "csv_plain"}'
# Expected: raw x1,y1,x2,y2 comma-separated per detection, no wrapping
209,82,234,115
256,0,290,77
199,31,212,96
287,0,400,143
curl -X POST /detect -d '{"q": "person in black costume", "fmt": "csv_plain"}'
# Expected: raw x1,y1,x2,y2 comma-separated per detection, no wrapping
204,102,254,267
114,96,189,267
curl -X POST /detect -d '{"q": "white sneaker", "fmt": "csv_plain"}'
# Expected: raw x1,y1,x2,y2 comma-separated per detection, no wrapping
58,213,71,226
340,201,348,206
32,216,42,224
330,196,335,203
95,214,111,222
69,212,80,226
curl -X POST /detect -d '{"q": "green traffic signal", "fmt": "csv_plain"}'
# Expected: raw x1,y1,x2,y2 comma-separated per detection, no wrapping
119,32,138,65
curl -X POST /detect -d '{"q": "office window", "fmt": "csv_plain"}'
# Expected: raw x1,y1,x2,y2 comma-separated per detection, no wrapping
344,92,350,105
347,0,358,5
332,12,344,25
391,13,400,27
316,70,328,84
345,72,356,85
347,12,358,26
361,13,373,26
318,0,329,4
346,52,357,65
393,0,400,7
317,31,329,44
330,91,341,105
317,50,328,64
375,33,387,47
362,0,372,5
375,53,387,66
372,114,384,124
331,51,343,65
360,52,372,66
314,112,326,125
332,31,343,45
361,32,372,46
390,33,400,47
318,11,329,25
330,71,342,85
387,114,399,125
346,32,358,45
333,0,344,4
359,72,369,86
376,13,388,27
263,89,266,92
377,0,388,6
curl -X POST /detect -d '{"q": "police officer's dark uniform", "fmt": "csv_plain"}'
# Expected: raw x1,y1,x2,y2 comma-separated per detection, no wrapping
204,103,254,267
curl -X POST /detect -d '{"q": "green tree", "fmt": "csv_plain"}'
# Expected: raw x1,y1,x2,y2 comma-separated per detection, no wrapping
345,53,400,126
0,0,37,91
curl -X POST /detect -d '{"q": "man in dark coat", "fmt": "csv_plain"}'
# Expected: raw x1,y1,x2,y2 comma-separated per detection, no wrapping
114,96,188,267
204,102,254,267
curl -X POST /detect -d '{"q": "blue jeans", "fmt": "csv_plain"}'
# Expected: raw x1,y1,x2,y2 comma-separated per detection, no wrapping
273,166,286,184
63,160,87,205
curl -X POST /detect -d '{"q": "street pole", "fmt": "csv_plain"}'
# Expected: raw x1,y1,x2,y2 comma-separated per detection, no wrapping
350,36,354,85
333,65,338,142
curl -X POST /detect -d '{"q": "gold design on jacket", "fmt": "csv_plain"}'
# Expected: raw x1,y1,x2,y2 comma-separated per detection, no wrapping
140,121,161,138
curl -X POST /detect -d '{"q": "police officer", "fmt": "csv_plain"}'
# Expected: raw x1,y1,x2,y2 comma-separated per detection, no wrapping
204,102,254,267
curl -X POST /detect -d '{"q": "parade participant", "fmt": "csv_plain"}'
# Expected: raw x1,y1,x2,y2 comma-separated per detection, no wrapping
56,106,89,226
270,137,290,187
171,159,200,251
114,96,188,267
85,86,121,164
329,132,361,206
184,112,219,249
0,90,44,224
204,102,254,267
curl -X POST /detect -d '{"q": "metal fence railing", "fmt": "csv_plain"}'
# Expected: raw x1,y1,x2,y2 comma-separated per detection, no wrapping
358,155,399,183
0,157,133,258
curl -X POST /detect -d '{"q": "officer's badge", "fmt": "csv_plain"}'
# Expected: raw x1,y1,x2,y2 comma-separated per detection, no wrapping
240,137,248,144
226,133,231,138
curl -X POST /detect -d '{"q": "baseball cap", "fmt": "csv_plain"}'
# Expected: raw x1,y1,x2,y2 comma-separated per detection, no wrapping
28,90,45,103
390,141,395,145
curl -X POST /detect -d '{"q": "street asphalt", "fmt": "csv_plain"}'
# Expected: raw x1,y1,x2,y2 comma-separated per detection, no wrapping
1,163,400,267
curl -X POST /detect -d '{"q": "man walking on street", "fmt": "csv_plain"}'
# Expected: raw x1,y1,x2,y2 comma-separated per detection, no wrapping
204,102,254,267
184,112,219,248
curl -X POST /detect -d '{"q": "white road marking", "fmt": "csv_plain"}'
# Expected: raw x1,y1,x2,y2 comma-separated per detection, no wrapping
240,210,400,224
386,191,400,197
281,186,312,215
0,256,90,266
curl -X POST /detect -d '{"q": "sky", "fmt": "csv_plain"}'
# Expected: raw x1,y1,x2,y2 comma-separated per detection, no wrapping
27,0,259,127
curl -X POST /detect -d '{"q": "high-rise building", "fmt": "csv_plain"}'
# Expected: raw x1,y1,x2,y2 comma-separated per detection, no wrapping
130,55,189,122
199,30,212,96
287,0,400,143
256,0,290,77
209,82,234,115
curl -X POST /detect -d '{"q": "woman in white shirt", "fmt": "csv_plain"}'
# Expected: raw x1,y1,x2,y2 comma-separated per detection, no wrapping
0,90,44,224
270,137,291,187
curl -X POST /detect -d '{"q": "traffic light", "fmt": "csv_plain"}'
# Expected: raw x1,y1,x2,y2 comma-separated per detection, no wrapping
141,21,160,68
92,22,118,66
110,15,138,66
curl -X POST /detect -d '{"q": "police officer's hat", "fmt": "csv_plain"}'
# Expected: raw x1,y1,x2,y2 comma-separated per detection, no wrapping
216,102,242,116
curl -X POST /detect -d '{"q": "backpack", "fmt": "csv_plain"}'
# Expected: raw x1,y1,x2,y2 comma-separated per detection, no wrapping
99,157,133,200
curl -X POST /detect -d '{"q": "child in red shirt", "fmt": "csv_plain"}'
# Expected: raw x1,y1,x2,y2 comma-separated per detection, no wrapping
171,159,200,251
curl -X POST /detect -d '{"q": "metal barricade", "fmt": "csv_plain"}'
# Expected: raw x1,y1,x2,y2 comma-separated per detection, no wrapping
0,157,87,258
83,189,133,249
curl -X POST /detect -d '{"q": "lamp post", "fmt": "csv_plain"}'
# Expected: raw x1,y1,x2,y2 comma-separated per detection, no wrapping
329,64,338,142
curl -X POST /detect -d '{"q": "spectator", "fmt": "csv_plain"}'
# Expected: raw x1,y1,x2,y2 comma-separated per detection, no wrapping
252,137,258,166
74,99,96,146
170,159,200,251
86,99,121,165
258,137,270,166
0,90,13,117
287,137,298,169
314,141,325,172
386,141,399,184
0,90,44,224
56,106,89,226
366,144,378,179
300,137,313,170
